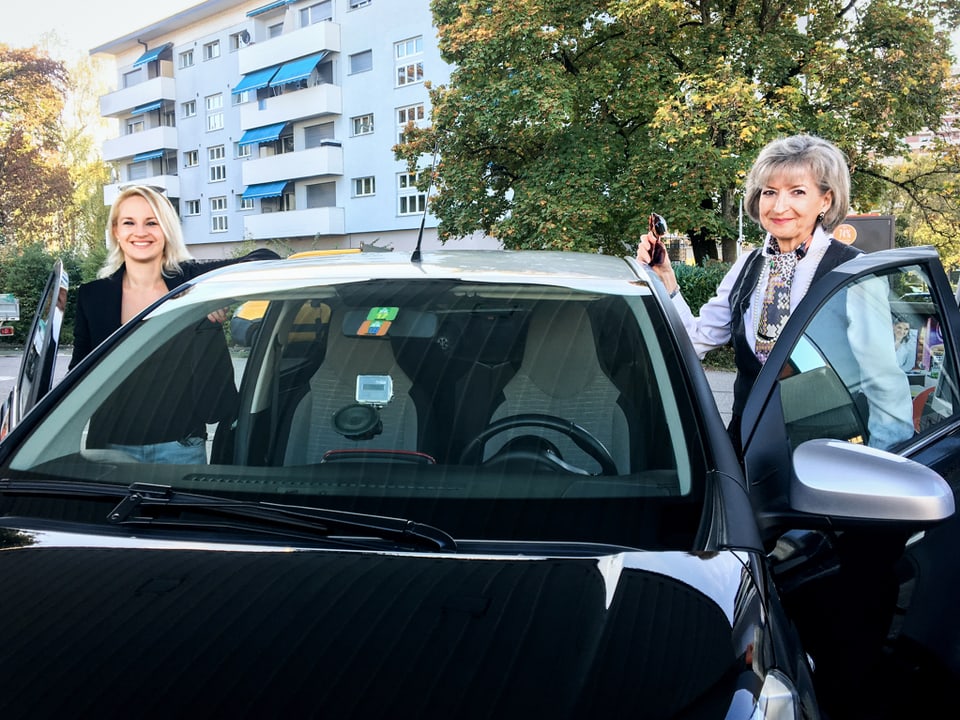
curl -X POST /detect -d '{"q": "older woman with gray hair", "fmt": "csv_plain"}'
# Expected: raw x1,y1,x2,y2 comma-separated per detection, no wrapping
637,134,913,451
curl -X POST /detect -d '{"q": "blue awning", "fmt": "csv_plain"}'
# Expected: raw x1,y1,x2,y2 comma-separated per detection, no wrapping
270,51,329,86
132,150,164,162
130,100,163,116
132,43,172,68
247,0,289,17
232,65,280,94
237,122,288,147
243,181,288,200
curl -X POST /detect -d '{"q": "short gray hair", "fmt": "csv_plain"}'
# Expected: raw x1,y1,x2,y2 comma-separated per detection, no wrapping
744,134,851,231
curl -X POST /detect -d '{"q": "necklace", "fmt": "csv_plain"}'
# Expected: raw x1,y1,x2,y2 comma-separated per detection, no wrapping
752,237,826,362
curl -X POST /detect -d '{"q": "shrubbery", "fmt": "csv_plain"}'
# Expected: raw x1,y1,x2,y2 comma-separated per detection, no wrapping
0,243,89,347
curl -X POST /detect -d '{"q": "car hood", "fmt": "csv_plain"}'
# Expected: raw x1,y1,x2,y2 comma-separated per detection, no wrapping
0,528,761,719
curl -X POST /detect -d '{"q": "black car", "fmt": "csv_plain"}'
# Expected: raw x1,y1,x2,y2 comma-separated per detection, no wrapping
0,248,955,719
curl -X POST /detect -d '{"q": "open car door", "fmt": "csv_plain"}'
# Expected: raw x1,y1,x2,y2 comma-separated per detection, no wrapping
739,245,960,717
0,261,68,440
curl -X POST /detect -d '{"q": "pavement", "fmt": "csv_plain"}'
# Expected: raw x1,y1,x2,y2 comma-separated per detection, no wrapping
703,368,735,426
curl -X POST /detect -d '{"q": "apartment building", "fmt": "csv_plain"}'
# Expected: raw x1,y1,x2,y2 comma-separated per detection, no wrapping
92,0,498,257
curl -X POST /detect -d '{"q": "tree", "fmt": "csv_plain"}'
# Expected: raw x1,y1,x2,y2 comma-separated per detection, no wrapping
0,44,72,248
397,0,959,260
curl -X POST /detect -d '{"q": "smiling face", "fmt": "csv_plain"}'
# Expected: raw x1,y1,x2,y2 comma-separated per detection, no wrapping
758,167,833,251
113,194,166,266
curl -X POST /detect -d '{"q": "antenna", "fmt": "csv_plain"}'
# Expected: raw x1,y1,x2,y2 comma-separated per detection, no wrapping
411,143,440,264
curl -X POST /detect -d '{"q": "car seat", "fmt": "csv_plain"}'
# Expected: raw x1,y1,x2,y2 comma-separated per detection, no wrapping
284,309,418,464
482,302,630,474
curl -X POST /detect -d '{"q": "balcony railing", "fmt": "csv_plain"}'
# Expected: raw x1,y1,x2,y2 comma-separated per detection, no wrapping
244,206,345,240
241,144,343,186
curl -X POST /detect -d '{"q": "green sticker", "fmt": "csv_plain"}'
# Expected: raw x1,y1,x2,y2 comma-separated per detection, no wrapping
367,306,399,321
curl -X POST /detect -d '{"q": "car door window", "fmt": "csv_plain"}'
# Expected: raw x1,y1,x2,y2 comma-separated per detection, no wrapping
778,265,956,451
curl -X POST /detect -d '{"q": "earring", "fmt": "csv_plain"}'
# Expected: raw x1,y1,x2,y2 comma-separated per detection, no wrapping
817,212,825,224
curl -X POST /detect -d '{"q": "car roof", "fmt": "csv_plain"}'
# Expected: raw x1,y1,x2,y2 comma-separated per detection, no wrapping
160,250,654,313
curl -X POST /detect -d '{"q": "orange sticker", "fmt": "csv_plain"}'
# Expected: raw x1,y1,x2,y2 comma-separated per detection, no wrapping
833,224,858,245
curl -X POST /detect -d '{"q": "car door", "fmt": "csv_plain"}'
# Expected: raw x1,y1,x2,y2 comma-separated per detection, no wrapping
0,261,68,440
739,245,960,715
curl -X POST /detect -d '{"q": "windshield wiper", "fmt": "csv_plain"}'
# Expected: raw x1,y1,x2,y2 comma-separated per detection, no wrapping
1,478,457,551
93,482,455,552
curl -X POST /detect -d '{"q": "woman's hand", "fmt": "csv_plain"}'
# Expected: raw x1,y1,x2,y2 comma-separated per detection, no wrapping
207,307,229,324
636,233,680,296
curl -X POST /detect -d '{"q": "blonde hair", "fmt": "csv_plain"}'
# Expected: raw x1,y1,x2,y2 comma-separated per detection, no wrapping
744,134,851,232
99,185,193,279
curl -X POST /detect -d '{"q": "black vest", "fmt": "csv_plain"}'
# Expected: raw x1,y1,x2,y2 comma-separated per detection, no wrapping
727,239,862,418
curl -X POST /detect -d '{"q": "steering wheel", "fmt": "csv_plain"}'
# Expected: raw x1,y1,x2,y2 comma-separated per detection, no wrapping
459,413,618,476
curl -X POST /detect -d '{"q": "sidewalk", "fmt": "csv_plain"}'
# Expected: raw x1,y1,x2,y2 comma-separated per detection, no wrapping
704,368,735,426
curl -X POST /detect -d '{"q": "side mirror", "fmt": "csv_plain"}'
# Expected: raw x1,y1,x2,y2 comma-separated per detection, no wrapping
791,439,954,523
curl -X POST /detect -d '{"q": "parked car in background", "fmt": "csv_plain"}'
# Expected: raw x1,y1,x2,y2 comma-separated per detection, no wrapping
0,247,957,719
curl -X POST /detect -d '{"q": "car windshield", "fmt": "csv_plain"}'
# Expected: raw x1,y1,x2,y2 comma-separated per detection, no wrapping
3,274,709,550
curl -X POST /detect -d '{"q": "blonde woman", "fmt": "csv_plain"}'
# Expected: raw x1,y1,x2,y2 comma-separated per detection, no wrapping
70,185,277,462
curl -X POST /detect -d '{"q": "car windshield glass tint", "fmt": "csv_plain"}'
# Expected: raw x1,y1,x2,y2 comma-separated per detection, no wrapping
4,280,706,549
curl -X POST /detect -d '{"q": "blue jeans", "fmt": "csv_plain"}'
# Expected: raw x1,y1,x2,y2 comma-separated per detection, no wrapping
107,435,207,464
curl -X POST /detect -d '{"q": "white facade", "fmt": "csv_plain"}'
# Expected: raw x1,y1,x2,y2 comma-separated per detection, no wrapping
92,0,499,257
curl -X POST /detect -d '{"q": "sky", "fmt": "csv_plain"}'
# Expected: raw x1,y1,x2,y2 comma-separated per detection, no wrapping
4,1,959,63
1,0,200,61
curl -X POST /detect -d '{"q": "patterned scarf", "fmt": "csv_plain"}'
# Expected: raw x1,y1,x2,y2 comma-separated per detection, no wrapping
755,235,809,363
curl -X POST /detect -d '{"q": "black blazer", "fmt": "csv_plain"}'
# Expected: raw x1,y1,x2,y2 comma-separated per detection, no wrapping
69,248,278,370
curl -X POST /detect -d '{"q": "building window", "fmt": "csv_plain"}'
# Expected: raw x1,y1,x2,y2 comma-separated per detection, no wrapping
350,0,371,7
398,172,426,216
233,90,252,105
229,30,252,51
184,150,199,168
268,23,283,39
396,103,425,143
238,197,254,211
349,50,372,74
210,196,228,232
306,182,336,208
352,114,374,136
162,110,176,128
395,36,424,87
208,145,226,182
304,122,335,148
125,118,144,135
179,50,194,68
300,1,332,26
354,176,376,197
127,161,149,182
395,37,423,60
235,142,252,159
205,93,223,131
182,100,196,118
184,200,201,216
122,69,141,89
203,40,220,61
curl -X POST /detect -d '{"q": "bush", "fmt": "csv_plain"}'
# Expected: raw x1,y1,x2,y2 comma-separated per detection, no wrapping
0,243,86,348
673,260,736,370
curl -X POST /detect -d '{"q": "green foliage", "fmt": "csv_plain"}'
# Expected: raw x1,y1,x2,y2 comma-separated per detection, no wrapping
0,242,84,347
674,259,737,369
399,0,959,259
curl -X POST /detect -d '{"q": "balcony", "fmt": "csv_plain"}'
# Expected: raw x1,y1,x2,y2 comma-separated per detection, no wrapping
100,76,176,118
242,144,343,186
102,126,179,163
240,83,342,129
103,175,180,205
244,206,345,240
239,21,340,75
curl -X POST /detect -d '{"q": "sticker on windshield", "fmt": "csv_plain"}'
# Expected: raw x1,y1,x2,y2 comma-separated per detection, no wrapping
357,306,399,336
